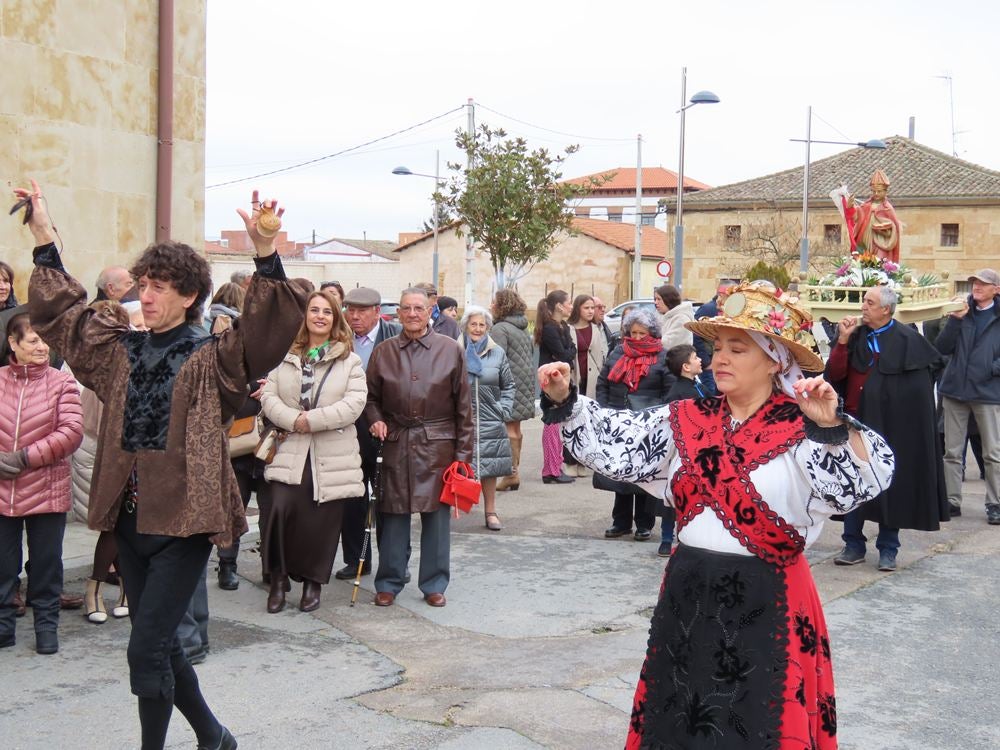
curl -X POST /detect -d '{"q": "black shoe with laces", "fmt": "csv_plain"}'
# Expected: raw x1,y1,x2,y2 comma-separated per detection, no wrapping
987,505,1000,525
335,562,371,580
948,503,962,517
217,561,239,591
604,526,631,538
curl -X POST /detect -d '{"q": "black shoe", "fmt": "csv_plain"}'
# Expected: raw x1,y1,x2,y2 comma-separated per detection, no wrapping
987,505,1000,525
217,560,239,591
634,529,652,541
0,633,14,649
604,526,631,538
35,631,58,655
542,473,575,484
948,503,962,517
197,726,237,750
335,562,371,580
877,553,897,572
834,547,866,565
403,571,412,584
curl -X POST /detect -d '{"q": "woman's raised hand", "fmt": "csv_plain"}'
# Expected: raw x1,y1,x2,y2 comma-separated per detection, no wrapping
12,179,56,245
538,362,571,403
792,376,840,427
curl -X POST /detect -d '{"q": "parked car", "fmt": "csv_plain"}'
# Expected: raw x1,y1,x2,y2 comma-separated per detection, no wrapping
380,301,399,322
604,298,656,335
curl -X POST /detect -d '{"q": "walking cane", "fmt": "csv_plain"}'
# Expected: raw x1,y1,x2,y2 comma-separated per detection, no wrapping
350,441,382,606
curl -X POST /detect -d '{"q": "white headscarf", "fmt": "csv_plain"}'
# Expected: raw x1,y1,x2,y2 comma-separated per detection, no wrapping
747,331,805,398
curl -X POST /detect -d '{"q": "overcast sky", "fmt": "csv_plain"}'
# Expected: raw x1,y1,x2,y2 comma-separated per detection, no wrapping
205,0,1000,244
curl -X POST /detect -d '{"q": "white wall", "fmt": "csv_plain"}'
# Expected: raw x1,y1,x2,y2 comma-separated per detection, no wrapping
209,258,410,300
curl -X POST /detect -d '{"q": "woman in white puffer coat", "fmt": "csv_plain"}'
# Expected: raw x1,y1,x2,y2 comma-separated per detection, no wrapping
259,290,367,615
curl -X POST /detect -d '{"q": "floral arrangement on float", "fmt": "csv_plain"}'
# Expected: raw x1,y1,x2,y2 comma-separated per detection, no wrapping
821,251,907,289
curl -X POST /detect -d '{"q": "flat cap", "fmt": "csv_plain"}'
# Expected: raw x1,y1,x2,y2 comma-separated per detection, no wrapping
968,269,1000,286
343,287,381,306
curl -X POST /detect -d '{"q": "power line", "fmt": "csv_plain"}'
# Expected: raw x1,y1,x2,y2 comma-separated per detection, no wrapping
476,103,633,143
205,106,465,189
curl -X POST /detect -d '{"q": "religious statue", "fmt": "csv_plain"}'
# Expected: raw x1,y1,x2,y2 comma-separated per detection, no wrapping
842,169,901,263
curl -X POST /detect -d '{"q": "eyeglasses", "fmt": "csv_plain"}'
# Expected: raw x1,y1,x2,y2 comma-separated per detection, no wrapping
399,305,428,314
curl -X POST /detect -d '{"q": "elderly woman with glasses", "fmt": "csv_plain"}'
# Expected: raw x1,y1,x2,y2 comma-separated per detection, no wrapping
593,308,675,544
458,305,515,530
538,281,895,749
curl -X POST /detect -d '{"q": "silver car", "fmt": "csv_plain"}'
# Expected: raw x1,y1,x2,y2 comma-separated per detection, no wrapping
604,298,657,335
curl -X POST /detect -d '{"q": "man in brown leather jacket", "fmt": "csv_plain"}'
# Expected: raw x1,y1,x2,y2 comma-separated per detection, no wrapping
365,287,474,608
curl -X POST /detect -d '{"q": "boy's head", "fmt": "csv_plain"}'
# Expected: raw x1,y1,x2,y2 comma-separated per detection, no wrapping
666,344,702,379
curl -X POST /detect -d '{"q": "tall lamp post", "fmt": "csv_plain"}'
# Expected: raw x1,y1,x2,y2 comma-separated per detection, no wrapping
794,105,886,275
674,67,720,292
392,149,443,285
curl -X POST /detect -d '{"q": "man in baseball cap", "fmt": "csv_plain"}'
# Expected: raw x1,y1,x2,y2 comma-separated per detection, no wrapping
335,287,401,583
938,268,1000,523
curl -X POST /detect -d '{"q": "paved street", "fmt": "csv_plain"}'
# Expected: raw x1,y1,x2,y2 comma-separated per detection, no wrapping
2,418,998,749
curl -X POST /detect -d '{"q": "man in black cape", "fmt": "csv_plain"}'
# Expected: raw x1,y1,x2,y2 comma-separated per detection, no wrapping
825,286,949,571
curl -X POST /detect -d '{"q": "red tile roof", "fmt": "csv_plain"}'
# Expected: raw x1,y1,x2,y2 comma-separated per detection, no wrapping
562,167,711,193
393,218,667,258
570,217,668,258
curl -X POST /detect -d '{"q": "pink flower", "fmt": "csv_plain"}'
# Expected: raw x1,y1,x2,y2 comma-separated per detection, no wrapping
768,309,788,332
882,260,899,273
836,263,851,277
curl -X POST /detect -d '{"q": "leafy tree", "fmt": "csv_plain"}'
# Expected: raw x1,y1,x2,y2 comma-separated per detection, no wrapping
438,125,597,288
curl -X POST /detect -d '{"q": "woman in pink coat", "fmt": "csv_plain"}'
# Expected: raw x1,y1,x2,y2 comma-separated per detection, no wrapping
0,313,83,654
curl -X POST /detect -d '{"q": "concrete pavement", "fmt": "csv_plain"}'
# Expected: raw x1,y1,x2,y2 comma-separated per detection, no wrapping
2,417,998,749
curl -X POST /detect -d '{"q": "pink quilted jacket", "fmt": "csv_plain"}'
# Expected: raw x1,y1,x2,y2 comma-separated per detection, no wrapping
0,361,83,517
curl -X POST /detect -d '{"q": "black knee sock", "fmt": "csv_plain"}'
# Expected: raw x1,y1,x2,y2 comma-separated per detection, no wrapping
137,696,173,750
172,660,222,746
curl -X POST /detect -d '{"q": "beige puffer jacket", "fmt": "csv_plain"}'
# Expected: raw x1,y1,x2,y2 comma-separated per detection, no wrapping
261,343,367,502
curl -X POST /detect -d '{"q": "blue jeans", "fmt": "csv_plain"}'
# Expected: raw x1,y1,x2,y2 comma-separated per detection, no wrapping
842,508,899,557
661,509,676,544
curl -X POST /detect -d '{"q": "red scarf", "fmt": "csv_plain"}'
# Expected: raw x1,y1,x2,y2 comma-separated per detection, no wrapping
606,336,662,392
668,395,807,566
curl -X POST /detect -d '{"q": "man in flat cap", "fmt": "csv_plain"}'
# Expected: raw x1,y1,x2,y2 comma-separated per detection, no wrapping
335,288,402,580
937,269,1000,524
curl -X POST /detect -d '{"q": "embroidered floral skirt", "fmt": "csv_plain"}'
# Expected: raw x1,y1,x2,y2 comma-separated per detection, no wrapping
626,545,838,749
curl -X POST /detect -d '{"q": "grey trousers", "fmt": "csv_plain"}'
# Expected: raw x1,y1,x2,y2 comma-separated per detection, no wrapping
376,505,450,596
943,396,1000,507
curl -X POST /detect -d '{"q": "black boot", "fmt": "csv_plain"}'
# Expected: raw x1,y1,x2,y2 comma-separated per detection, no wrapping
217,560,239,591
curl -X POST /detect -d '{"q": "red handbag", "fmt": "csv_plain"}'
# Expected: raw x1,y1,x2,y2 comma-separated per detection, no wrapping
439,462,481,516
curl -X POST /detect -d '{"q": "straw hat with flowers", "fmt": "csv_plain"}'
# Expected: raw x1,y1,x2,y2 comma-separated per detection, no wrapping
685,280,823,372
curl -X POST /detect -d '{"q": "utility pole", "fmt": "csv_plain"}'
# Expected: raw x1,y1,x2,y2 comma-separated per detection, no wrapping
799,105,812,276
632,134,643,299
464,98,476,307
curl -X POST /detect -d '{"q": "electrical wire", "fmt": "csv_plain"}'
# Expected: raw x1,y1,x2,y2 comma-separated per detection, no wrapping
205,106,465,189
476,103,633,143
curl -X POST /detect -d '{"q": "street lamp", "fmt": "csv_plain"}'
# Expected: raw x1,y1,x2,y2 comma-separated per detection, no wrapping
795,105,887,275
674,68,720,291
392,150,443,285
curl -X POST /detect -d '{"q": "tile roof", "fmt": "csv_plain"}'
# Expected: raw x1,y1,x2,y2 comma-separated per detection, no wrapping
204,239,304,259
393,218,668,258
562,167,711,193
682,136,1000,207
570,217,668,258
311,238,400,260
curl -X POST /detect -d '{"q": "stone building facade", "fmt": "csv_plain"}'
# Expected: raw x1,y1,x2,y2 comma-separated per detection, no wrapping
0,1,206,299
671,137,1000,302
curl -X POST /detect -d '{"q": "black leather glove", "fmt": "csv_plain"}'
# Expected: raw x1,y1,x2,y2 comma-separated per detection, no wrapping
0,450,27,479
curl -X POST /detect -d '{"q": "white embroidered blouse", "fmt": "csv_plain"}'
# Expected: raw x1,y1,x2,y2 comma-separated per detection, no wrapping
560,396,895,556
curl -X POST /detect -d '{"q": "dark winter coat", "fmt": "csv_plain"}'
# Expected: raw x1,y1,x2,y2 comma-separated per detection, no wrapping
464,337,515,479
826,322,948,530
490,314,535,422
935,294,1000,404
595,345,674,411
364,328,474,514
537,321,575,368
432,312,461,340
665,376,705,402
